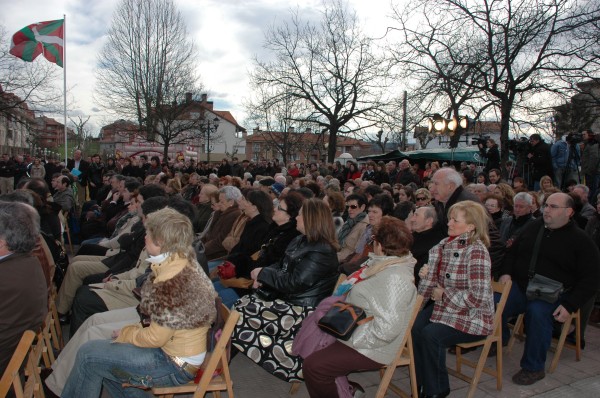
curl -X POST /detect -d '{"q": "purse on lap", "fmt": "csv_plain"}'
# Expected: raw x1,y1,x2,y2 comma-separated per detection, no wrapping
317,301,373,341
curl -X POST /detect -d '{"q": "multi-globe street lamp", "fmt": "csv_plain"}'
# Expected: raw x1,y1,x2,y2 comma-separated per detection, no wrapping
201,116,220,163
427,113,469,137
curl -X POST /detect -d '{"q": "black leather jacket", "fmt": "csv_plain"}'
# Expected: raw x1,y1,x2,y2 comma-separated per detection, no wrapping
257,235,339,307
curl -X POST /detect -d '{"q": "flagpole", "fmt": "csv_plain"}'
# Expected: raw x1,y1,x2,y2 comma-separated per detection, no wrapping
63,14,67,163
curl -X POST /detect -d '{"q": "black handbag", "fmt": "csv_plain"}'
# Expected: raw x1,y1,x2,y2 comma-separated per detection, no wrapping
526,274,563,303
255,286,279,301
317,301,373,341
525,225,564,303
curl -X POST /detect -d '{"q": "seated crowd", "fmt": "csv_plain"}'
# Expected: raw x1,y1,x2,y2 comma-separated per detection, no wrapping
1,152,599,398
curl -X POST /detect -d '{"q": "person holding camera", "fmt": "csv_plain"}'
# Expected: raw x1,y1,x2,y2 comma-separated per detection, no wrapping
478,138,500,173
551,134,581,190
527,134,554,191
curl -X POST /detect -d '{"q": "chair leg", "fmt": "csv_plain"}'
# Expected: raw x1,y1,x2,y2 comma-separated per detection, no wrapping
549,314,574,373
574,311,581,362
408,342,418,398
495,340,503,391
289,381,301,395
466,342,491,398
506,313,524,354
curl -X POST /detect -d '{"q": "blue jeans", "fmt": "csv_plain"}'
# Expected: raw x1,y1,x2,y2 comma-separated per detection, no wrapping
213,280,240,308
61,339,195,398
412,303,485,395
208,260,240,308
80,237,103,246
521,298,561,372
495,283,528,346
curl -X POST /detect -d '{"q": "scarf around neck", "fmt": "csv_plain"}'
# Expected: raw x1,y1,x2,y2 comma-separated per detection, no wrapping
337,212,367,245
333,252,416,296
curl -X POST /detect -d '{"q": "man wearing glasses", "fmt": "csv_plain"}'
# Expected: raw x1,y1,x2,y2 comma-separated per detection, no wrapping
499,192,600,386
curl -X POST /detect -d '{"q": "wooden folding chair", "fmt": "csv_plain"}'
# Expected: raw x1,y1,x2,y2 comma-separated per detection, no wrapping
506,309,581,373
152,303,240,398
375,294,424,398
40,310,56,368
506,312,525,355
47,296,64,351
447,280,512,398
0,330,37,398
59,210,73,255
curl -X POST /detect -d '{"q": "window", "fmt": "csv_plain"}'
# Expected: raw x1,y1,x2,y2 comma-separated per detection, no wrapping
253,143,261,153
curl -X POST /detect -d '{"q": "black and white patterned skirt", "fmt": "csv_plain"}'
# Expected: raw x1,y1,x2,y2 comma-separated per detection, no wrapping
232,294,314,382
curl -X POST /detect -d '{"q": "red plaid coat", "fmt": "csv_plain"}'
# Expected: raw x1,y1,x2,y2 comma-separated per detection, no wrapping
417,234,494,336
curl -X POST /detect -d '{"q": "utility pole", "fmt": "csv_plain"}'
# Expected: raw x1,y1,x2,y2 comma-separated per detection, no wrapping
401,91,407,151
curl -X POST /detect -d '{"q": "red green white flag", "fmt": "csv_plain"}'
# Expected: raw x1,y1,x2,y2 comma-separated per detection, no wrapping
9,19,64,67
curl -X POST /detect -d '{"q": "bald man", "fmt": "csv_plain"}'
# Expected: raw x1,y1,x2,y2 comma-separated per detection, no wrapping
500,193,600,386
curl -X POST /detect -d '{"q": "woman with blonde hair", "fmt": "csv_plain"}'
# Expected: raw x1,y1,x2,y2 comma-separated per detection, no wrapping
62,208,217,397
412,200,494,398
415,188,432,207
232,198,340,382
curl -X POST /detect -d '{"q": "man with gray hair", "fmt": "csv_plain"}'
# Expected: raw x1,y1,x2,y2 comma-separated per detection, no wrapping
0,202,48,375
499,192,535,244
572,184,595,220
408,205,445,285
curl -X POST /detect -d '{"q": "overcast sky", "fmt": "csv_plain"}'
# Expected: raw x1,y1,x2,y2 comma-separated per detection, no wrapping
2,0,400,135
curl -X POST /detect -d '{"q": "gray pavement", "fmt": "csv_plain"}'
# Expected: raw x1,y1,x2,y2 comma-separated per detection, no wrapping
226,323,600,397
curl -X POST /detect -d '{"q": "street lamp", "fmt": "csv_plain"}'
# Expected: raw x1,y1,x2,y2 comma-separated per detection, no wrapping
427,114,469,137
201,116,220,163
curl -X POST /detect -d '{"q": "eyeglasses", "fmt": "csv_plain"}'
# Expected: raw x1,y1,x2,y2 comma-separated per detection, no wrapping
542,204,570,210
277,204,288,213
416,197,427,201
346,204,359,210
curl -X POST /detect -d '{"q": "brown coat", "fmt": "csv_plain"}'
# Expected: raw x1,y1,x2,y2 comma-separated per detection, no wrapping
202,205,241,260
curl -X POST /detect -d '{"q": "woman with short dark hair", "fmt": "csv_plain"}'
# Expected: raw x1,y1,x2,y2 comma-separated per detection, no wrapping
303,216,417,397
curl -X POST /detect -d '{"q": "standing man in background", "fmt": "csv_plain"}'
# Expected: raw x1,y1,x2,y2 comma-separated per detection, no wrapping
67,150,90,213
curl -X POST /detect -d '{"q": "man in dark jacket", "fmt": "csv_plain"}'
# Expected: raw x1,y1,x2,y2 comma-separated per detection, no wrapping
500,193,600,386
527,134,553,191
430,167,505,277
409,205,445,285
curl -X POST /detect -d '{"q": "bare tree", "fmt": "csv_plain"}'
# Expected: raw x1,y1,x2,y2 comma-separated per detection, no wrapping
392,0,600,162
0,25,61,119
94,0,203,160
244,84,316,164
69,115,91,151
389,2,498,148
249,0,392,162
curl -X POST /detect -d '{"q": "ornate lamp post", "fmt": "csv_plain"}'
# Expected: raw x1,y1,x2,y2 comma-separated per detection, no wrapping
427,113,469,137
201,116,220,163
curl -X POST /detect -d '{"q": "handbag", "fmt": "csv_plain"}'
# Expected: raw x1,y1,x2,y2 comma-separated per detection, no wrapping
317,301,373,341
526,274,563,303
525,224,564,303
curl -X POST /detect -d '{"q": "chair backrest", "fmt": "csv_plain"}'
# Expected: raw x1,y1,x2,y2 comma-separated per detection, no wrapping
0,330,36,398
375,293,424,398
491,280,512,337
192,303,240,398
391,294,424,366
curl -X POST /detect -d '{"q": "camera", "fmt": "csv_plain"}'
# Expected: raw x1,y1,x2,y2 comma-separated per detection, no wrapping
566,132,583,144
471,137,489,147
508,138,531,155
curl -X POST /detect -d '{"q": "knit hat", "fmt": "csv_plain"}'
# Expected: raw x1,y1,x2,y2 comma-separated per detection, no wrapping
270,183,284,197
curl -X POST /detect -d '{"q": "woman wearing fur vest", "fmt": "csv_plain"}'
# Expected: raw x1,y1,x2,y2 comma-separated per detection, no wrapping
62,208,217,398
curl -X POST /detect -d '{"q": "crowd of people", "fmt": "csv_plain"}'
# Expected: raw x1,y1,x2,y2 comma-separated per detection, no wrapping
1,135,600,398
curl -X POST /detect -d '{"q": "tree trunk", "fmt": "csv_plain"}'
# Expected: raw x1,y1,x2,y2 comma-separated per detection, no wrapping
327,128,338,163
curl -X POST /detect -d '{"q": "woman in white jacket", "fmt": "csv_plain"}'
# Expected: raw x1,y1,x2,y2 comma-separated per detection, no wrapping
303,216,418,397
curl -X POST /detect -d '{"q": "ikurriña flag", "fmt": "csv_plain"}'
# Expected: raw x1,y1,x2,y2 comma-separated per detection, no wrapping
9,19,64,67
